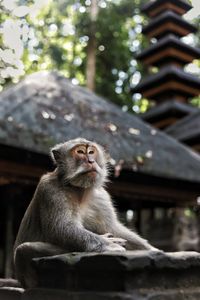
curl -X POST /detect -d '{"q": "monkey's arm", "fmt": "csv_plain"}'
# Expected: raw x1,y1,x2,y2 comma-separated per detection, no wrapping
111,222,156,250
94,190,156,250
39,184,124,252
110,212,156,250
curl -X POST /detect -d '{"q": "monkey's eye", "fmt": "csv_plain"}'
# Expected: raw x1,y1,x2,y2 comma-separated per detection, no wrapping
77,149,85,154
88,146,97,156
75,145,86,155
88,150,94,155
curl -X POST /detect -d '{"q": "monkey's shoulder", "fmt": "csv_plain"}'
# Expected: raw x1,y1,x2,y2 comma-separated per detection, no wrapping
40,171,57,182
36,172,61,195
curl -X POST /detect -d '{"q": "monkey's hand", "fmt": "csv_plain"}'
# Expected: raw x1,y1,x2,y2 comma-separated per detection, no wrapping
107,237,127,247
101,233,114,238
101,234,127,252
103,243,126,252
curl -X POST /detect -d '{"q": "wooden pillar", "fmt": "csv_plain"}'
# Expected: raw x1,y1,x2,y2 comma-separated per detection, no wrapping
4,201,14,278
135,209,141,233
140,209,151,236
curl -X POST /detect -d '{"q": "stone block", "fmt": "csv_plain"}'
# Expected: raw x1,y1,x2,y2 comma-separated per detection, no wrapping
147,288,200,300
153,251,200,269
32,251,200,292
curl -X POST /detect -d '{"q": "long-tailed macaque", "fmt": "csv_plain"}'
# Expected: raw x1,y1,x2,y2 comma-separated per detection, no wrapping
14,138,157,287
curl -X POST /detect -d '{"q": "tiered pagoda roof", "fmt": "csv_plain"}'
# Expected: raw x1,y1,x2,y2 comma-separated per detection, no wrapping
142,11,197,39
133,65,200,101
141,0,192,17
133,0,200,130
136,34,200,67
166,111,200,152
141,100,198,129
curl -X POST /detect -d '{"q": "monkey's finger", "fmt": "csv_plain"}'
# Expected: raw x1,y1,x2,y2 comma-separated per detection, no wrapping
109,238,127,246
114,241,126,247
101,233,114,238
111,245,126,252
109,238,127,243
105,244,126,252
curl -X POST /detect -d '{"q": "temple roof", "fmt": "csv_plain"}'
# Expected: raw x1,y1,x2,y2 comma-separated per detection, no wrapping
142,11,197,39
141,100,198,122
136,34,200,67
132,65,200,100
0,71,200,183
166,111,200,142
142,0,192,17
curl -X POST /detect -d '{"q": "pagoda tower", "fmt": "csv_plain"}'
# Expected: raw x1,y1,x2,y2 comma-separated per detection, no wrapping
132,0,200,129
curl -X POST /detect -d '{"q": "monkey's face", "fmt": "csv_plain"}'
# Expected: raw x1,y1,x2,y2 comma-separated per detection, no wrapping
51,139,108,188
68,144,103,187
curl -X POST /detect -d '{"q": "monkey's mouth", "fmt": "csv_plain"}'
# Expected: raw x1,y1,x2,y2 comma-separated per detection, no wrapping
85,170,97,174
82,169,98,176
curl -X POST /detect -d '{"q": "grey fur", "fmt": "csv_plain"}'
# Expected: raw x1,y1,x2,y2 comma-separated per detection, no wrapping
13,138,156,287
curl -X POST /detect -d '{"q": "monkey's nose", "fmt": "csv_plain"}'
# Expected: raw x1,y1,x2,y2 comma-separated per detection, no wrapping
87,156,95,164
88,159,95,164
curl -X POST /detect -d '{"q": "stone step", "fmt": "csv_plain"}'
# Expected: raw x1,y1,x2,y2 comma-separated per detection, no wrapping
2,251,200,299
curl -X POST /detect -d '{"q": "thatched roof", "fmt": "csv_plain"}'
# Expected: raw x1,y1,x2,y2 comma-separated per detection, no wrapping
166,110,200,142
0,71,200,183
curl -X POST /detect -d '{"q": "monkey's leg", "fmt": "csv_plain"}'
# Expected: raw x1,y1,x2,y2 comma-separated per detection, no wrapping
14,242,66,288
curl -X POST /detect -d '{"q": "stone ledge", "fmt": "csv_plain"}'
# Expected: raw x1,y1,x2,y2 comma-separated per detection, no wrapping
22,289,133,300
32,251,200,291
34,250,200,271
2,251,200,299
2,287,200,300
147,287,200,300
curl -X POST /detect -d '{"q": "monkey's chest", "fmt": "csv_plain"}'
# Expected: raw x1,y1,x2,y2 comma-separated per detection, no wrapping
81,206,107,234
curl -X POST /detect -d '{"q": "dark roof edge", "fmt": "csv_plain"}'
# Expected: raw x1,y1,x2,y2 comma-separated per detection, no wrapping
132,65,200,92
166,110,200,130
140,100,198,119
136,34,200,60
142,11,197,35
142,0,192,15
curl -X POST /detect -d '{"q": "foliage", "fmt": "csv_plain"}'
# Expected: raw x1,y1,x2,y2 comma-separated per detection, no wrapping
0,0,50,90
0,0,200,112
188,17,200,108
1,0,150,111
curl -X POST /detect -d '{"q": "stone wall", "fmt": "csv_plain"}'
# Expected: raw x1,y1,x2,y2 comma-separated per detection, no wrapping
1,251,200,299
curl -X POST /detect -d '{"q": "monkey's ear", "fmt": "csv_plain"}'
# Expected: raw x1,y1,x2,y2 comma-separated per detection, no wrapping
50,144,63,164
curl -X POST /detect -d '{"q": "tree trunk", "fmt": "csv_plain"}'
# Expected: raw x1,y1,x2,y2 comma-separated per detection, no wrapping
86,0,99,91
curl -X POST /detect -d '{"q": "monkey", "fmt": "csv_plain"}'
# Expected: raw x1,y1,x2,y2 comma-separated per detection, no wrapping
13,138,158,288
